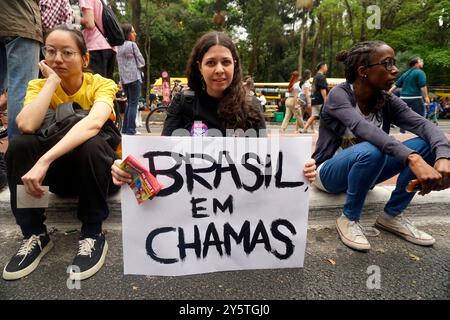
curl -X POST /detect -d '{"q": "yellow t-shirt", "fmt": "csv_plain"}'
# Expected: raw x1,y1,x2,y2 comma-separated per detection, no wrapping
24,73,118,120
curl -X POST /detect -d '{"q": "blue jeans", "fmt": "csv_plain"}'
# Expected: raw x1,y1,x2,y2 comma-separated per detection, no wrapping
0,37,40,140
319,138,435,221
122,80,141,135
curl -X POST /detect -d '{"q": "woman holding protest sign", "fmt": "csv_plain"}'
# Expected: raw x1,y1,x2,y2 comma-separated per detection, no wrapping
111,31,316,185
312,41,450,251
3,26,119,281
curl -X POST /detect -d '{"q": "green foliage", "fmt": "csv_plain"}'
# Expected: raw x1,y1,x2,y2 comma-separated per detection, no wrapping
128,0,449,85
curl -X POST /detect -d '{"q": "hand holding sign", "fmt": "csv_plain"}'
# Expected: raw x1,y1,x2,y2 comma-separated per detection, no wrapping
121,136,312,276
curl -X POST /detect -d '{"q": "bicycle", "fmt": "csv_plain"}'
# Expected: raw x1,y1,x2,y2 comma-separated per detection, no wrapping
144,83,184,133
145,104,168,133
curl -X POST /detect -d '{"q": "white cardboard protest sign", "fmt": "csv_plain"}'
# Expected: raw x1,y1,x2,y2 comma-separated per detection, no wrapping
121,136,311,276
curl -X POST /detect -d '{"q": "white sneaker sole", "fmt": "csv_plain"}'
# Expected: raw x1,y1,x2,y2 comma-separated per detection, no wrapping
69,241,108,281
2,240,54,281
375,221,435,246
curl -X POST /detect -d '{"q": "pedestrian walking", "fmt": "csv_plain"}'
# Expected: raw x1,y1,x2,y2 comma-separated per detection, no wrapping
281,70,304,133
389,57,430,133
302,62,328,133
116,23,145,135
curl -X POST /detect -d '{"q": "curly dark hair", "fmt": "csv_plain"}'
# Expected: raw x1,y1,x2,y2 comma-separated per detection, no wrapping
186,31,262,131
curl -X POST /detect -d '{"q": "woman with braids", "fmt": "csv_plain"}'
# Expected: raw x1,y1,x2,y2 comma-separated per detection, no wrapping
312,41,450,251
111,31,317,184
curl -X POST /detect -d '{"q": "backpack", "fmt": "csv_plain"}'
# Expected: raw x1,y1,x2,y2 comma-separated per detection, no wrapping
95,0,125,47
38,102,121,151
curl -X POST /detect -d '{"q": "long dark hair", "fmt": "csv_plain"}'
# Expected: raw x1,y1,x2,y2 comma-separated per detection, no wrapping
45,25,90,73
300,69,311,86
186,31,262,130
121,23,133,41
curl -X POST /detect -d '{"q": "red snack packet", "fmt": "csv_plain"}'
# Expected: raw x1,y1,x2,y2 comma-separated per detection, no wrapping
118,155,162,204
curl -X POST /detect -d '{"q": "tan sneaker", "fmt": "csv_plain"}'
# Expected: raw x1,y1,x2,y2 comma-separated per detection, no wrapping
375,214,435,246
336,215,371,251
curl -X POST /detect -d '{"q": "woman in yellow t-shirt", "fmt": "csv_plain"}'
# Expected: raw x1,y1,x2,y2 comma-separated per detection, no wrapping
3,26,118,282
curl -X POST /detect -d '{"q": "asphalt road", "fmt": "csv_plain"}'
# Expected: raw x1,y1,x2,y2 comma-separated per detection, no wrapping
1,221,448,300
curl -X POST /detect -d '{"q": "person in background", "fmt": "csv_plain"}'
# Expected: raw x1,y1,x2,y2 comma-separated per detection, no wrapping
312,41,450,252
296,69,312,127
426,97,439,125
116,23,145,136
243,76,263,112
0,0,43,140
115,81,127,115
78,0,116,79
257,91,267,112
389,57,430,133
281,70,303,133
39,0,73,35
302,63,328,133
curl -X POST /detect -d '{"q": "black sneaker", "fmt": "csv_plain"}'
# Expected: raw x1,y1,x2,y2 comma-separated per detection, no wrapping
69,233,108,281
2,233,54,280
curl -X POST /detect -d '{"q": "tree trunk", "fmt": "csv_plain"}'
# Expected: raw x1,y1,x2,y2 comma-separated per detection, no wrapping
142,0,150,108
130,0,141,35
328,15,334,75
248,34,260,75
344,0,355,44
360,0,368,41
311,13,324,72
298,9,308,75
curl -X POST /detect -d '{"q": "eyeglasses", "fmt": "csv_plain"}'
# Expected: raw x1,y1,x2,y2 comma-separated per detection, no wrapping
42,46,80,61
366,58,397,71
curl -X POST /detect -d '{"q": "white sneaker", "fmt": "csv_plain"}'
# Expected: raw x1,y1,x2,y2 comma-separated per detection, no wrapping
336,215,371,251
375,214,435,246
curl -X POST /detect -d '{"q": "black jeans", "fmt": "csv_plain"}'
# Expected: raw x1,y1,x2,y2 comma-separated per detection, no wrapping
6,134,120,238
89,49,116,79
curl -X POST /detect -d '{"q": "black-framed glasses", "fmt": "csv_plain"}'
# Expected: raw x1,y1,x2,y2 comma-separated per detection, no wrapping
366,58,397,71
42,46,80,61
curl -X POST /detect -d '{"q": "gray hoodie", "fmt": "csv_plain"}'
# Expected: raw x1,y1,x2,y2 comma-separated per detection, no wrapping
312,82,450,166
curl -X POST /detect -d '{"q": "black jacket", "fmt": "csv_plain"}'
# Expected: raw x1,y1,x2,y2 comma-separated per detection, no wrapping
162,90,266,137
